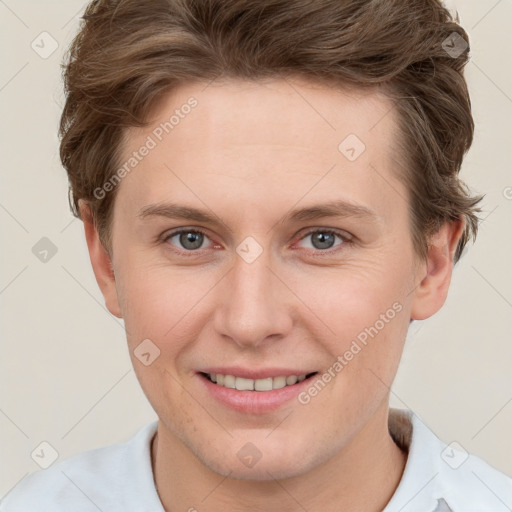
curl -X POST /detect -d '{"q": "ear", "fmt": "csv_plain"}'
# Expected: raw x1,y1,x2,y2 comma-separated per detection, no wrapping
79,201,123,318
410,217,465,321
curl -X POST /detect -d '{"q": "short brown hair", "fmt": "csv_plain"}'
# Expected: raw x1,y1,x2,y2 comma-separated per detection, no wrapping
59,0,483,262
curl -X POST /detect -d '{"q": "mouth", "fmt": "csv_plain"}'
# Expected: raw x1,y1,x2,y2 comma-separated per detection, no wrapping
197,368,322,413
199,371,319,391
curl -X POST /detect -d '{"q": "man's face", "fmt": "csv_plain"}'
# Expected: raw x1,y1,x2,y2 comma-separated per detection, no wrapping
106,78,422,479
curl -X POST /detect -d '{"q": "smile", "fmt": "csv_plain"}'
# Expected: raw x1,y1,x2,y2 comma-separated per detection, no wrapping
200,372,318,391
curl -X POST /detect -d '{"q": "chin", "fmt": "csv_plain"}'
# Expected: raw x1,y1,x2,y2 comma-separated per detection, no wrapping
192,435,321,482
207,455,312,482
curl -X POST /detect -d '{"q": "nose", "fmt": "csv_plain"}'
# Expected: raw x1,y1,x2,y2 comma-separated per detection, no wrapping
213,251,293,349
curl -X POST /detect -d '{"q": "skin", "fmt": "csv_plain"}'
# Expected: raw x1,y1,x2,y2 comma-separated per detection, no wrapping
82,77,464,512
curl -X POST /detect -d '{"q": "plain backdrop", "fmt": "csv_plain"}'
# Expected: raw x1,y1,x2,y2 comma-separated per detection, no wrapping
1,0,511,498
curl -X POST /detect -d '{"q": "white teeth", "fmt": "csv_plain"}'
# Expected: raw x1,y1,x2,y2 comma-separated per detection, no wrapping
286,375,298,385
207,372,312,391
254,377,273,391
223,375,236,389
272,376,286,389
235,377,254,391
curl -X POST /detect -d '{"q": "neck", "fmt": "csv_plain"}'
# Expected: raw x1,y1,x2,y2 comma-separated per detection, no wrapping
151,406,407,512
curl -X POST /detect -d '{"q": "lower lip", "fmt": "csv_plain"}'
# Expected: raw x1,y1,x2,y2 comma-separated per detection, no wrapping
197,373,317,414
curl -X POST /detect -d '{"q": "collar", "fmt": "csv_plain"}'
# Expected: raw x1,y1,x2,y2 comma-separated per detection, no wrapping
383,408,512,511
384,408,454,512
140,408,511,512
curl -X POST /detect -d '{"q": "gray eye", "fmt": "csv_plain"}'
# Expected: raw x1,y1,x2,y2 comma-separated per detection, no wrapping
298,230,344,251
169,230,206,250
311,232,336,249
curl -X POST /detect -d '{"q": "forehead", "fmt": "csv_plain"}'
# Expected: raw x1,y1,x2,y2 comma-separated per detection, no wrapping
117,77,406,224
130,77,396,158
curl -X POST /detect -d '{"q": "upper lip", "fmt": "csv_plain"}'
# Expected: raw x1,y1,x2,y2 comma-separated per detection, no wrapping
198,367,318,380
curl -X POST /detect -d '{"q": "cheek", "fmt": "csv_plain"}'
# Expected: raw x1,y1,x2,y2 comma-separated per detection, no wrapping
290,260,411,405
292,259,410,341
116,262,220,388
116,260,205,339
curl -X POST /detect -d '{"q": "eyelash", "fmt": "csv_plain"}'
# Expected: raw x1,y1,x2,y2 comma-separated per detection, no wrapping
161,227,353,256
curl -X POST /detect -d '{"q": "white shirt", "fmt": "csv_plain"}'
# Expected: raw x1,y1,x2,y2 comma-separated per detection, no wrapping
1,408,511,511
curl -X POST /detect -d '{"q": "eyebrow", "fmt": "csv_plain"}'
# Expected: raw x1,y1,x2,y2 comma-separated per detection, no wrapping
137,200,380,230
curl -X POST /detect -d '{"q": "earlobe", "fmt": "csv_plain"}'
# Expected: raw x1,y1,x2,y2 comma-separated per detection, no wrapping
79,201,123,319
410,217,465,321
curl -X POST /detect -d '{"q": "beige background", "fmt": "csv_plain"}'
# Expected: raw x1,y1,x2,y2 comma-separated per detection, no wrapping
1,0,511,498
